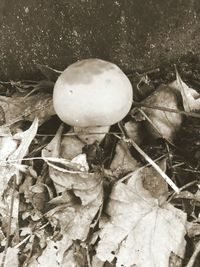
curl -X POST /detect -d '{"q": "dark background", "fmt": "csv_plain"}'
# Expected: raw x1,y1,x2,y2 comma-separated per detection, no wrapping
0,0,199,80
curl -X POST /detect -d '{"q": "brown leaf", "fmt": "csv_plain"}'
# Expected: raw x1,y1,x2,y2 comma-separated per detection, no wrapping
142,158,169,199
124,120,143,145
96,169,187,267
0,118,38,198
110,139,140,178
29,236,72,267
42,126,103,205
0,93,55,126
172,69,200,112
60,135,84,160
142,84,183,141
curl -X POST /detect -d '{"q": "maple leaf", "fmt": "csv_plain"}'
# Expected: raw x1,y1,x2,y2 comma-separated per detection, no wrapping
29,236,72,267
38,125,103,264
42,125,103,205
96,168,187,267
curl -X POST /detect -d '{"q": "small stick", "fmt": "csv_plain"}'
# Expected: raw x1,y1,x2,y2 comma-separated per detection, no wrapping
186,240,200,267
167,180,197,203
127,138,180,193
132,102,200,119
117,122,180,193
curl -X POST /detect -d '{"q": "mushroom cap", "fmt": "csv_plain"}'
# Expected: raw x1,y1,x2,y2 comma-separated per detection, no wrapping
53,58,133,127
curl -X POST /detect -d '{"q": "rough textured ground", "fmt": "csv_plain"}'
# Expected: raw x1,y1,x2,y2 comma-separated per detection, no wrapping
0,0,200,80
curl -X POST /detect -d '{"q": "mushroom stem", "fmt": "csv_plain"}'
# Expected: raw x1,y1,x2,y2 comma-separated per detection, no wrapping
74,125,110,144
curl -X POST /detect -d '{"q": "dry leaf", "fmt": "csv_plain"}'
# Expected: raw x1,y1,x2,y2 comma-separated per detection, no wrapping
60,135,84,160
0,132,18,160
0,247,19,267
0,118,38,198
0,118,38,248
171,69,200,112
141,84,183,141
110,139,139,178
142,158,169,199
29,236,72,267
42,125,103,205
0,93,54,126
124,120,143,145
96,169,187,267
11,117,38,161
42,125,103,243
46,197,102,240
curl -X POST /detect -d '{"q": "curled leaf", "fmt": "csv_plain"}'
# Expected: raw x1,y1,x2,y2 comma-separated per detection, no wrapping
141,84,183,141
172,68,200,112
42,126,103,205
0,118,38,198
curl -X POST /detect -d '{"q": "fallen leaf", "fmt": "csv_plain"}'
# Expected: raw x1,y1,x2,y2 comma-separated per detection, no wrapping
42,125,103,205
142,158,169,199
0,93,54,126
0,129,18,160
42,124,103,245
0,247,19,267
46,196,102,241
171,69,200,112
141,84,183,141
29,236,72,267
60,135,84,160
110,139,140,179
124,120,143,145
0,118,38,198
0,119,38,246
96,169,187,267
186,222,200,238
11,117,38,162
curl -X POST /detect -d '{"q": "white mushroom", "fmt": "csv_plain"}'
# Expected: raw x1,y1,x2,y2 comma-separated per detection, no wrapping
53,58,133,144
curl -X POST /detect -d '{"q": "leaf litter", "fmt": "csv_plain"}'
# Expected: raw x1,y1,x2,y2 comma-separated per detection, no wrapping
0,63,200,267
95,166,187,267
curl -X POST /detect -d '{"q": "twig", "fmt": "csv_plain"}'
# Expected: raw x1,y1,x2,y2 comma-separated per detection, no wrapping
36,131,122,137
0,98,53,128
117,154,167,184
132,102,200,119
86,245,92,267
14,235,32,249
167,180,198,203
116,122,180,193
127,138,180,193
138,108,163,137
186,240,200,267
136,67,160,77
137,108,176,148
